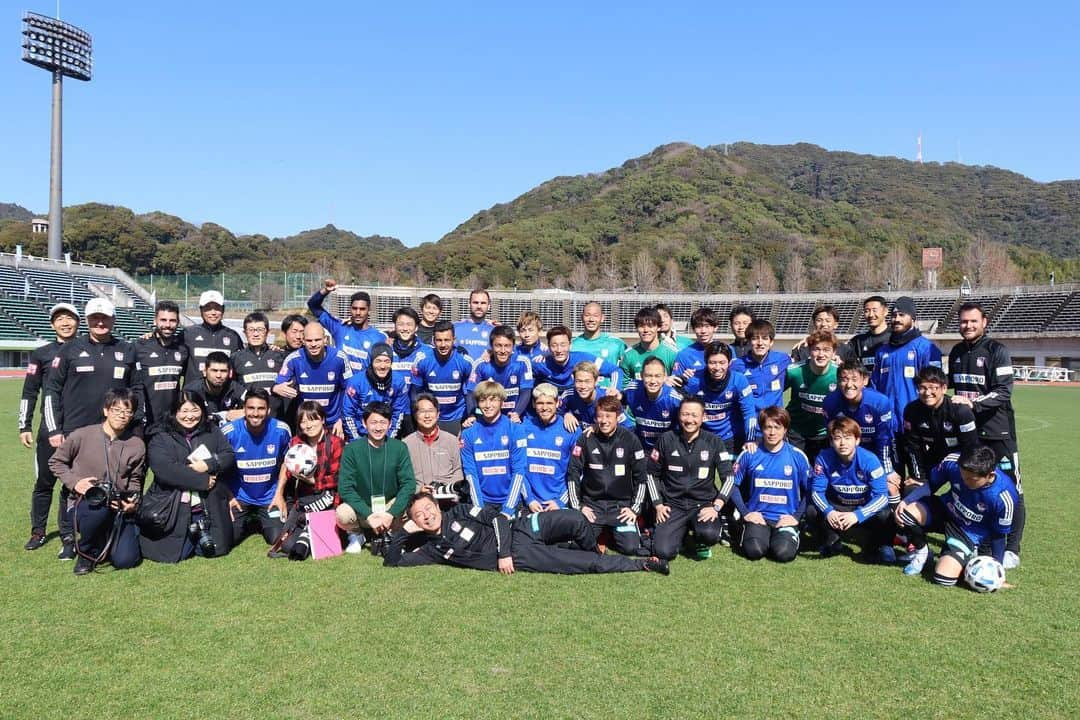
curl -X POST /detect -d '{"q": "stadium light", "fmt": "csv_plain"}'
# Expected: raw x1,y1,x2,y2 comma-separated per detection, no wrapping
21,11,93,261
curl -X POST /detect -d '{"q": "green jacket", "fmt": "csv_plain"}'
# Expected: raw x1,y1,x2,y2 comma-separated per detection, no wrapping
338,437,416,517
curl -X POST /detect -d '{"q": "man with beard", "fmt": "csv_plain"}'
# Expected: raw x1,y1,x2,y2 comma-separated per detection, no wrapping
410,320,473,435
182,351,246,425
308,280,386,372
870,296,942,437
454,289,497,363
134,300,189,437
342,343,409,440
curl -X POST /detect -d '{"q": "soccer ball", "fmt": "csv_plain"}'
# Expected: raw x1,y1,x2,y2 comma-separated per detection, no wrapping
964,555,1006,593
283,443,318,480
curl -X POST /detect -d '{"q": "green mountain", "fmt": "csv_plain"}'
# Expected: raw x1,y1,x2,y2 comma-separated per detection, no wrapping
0,142,1077,290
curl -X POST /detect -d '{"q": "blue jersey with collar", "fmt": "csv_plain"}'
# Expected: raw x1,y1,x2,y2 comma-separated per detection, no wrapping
731,442,811,523
732,350,791,414
222,418,292,506
307,290,386,371
909,456,1018,562
516,341,547,369
411,350,474,422
822,387,897,474
621,382,681,451
533,351,622,394
870,333,943,421
557,387,634,429
466,356,535,414
341,371,410,440
810,446,889,523
683,370,757,443
390,341,431,391
520,413,580,507
276,349,352,424
459,414,529,516
453,319,497,362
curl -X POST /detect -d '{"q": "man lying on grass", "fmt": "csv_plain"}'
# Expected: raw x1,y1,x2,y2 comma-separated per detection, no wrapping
383,491,670,576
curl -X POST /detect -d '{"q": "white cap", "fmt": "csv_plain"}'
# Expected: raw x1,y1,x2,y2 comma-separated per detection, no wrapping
49,302,79,319
199,290,225,307
84,298,115,317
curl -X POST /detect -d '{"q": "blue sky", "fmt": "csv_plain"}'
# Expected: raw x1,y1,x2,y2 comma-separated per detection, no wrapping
4,1,1078,247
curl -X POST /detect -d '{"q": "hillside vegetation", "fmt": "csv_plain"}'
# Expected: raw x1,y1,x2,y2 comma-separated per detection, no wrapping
2,142,1077,290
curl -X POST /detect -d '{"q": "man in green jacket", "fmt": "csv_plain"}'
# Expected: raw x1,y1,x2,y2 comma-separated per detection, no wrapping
336,401,417,554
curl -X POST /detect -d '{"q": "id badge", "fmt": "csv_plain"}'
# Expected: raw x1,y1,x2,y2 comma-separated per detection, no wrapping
371,495,386,514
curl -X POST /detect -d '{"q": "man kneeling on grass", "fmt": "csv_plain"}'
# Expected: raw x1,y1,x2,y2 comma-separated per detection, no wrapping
383,492,670,576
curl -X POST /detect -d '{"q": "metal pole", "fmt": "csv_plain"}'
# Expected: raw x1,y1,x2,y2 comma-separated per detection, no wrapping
47,70,63,260
258,271,263,307
185,272,189,307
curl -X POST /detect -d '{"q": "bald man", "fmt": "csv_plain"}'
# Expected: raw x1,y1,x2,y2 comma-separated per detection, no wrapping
273,320,352,436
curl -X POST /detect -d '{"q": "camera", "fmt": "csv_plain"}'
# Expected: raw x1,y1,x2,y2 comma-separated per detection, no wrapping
188,513,217,557
84,481,135,509
431,481,468,503
369,533,392,557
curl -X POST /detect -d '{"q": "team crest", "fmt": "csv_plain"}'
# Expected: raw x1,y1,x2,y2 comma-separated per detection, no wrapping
725,391,733,400
268,359,275,368
977,502,987,512
784,465,792,476
555,436,564,446
174,352,182,361
267,444,275,453
661,410,670,418
771,366,779,375
976,357,985,367
328,372,335,380
700,451,709,461
501,435,509,446
452,370,460,379
864,413,874,423
616,448,624,458
907,350,915,360
223,338,230,346
943,421,953,431
510,375,518,383
114,352,124,361
828,383,837,392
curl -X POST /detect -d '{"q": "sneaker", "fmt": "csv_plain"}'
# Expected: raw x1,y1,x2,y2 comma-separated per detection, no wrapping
876,545,897,565
73,556,95,576
903,546,931,576
57,539,76,560
718,518,732,547
643,556,670,575
819,540,843,558
1003,550,1020,570
266,549,290,559
24,532,47,551
693,543,712,560
345,533,366,555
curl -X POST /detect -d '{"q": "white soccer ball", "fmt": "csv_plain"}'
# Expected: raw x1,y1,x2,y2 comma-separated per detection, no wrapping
283,443,318,480
964,555,1006,593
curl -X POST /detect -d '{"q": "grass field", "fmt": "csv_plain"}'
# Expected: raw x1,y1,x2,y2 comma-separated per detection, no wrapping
1,382,1077,719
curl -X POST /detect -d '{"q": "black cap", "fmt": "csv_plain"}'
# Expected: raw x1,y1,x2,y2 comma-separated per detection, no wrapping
893,296,918,319
370,342,392,362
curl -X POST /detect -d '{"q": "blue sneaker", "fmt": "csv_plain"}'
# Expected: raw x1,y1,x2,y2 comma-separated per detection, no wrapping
903,546,931,575
876,545,897,565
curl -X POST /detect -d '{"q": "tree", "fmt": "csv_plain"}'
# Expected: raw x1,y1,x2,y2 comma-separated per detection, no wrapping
879,245,915,290
568,262,590,291
596,252,621,291
750,257,778,292
964,235,1021,287
629,250,659,292
663,257,684,292
783,253,807,293
723,256,740,293
695,257,711,292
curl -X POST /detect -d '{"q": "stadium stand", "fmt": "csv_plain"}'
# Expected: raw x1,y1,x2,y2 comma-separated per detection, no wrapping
1045,292,1080,333
990,292,1073,334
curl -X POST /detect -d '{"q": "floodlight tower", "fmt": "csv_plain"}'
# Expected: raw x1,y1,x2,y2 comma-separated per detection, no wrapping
21,11,93,261
916,132,923,164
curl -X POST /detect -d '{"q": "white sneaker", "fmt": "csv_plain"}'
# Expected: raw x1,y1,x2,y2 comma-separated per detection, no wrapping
345,533,365,555
903,546,931,575
1003,550,1020,570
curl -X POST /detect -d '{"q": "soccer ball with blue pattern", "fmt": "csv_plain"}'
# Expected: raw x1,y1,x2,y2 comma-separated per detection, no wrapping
284,443,318,480
964,555,1005,593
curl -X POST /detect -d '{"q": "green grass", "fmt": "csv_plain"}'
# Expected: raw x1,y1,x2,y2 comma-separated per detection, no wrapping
1,382,1077,719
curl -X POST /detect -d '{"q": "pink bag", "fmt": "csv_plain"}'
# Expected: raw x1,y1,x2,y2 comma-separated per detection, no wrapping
307,509,344,560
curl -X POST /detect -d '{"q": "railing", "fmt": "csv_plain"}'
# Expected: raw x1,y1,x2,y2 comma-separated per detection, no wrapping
1014,365,1075,382
134,272,320,310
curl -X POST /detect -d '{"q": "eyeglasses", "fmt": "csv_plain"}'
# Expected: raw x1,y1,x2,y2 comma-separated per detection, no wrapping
107,407,134,416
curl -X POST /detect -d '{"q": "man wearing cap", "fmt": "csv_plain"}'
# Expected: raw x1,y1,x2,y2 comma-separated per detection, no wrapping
273,320,352,438
43,298,143,560
308,279,387,372
870,297,943,424
20,302,80,555
135,300,189,436
182,290,243,386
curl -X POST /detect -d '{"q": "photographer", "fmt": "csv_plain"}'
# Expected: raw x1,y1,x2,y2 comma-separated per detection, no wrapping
140,391,236,563
49,388,146,576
